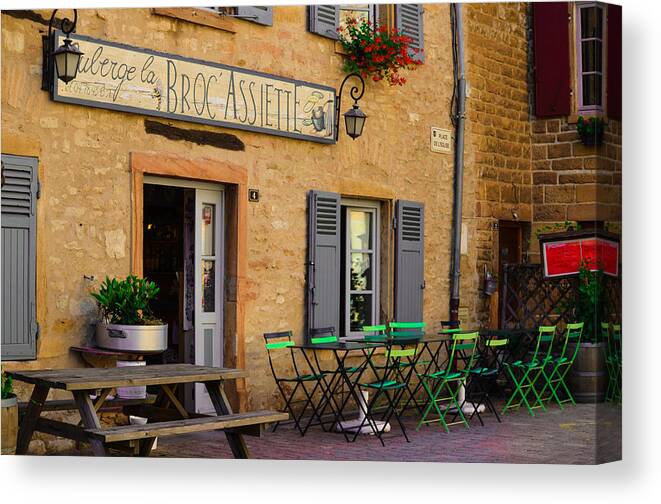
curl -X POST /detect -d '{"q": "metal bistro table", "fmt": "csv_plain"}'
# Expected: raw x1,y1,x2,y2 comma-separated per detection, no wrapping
9,363,287,458
292,340,387,440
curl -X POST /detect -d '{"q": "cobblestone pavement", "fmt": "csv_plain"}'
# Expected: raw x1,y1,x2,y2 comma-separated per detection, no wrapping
146,401,621,465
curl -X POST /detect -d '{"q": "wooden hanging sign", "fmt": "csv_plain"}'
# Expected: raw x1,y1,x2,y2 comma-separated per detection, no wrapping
51,32,337,144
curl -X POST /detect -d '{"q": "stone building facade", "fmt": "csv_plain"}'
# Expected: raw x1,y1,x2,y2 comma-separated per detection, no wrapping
1,2,621,453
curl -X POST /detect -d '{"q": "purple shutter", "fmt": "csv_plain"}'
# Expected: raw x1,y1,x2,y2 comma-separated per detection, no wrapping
533,2,571,117
607,4,622,119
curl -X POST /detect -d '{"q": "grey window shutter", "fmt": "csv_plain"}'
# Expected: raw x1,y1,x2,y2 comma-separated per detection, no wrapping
308,5,339,40
395,3,424,62
394,200,425,323
236,6,273,26
307,190,341,337
1,154,38,360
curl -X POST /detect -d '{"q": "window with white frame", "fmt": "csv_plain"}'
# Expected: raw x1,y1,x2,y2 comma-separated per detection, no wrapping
576,2,605,113
341,199,380,338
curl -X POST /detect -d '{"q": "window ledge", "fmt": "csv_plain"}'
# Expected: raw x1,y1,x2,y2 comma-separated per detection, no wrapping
152,8,236,33
568,113,608,124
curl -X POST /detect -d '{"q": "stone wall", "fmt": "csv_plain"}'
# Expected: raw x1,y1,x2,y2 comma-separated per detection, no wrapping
529,117,622,262
2,4,621,453
463,2,533,325
1,5,471,416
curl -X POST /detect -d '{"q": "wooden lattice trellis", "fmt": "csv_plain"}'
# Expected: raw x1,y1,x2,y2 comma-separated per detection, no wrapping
500,263,621,331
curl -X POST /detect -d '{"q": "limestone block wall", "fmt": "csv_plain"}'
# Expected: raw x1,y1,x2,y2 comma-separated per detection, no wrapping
1,5,480,415
529,117,622,262
463,2,533,325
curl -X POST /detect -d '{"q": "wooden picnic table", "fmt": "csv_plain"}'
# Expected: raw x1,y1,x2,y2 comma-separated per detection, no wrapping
9,363,287,458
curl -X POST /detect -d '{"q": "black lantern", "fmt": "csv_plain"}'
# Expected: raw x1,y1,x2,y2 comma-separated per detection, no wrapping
43,10,83,89
343,104,367,140
52,37,83,83
335,73,367,141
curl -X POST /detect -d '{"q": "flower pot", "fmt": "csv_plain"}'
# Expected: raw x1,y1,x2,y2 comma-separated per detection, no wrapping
1,395,18,455
579,129,604,146
567,342,607,403
95,322,168,352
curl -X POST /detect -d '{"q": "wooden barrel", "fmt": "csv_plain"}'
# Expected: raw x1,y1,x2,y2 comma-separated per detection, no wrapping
1,396,18,455
567,343,607,403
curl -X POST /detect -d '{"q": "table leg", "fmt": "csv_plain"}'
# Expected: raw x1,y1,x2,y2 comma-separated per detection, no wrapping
204,381,250,459
73,391,108,456
15,384,50,455
134,385,173,457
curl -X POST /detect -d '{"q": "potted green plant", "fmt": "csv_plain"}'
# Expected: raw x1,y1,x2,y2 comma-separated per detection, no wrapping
565,261,608,402
576,116,605,146
1,372,18,455
91,275,167,352
337,17,422,86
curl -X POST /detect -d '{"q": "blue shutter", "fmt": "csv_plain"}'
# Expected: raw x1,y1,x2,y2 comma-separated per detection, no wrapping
394,200,424,323
308,5,339,40
236,6,273,26
395,3,424,62
1,154,38,360
307,190,341,337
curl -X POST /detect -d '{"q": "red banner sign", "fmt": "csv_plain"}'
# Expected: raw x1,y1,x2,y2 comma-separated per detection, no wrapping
542,237,619,277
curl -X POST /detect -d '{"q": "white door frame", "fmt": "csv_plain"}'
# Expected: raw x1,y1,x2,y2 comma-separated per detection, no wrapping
144,176,225,414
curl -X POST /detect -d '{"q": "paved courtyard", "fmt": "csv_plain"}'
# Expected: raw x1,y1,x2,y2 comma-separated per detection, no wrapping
146,401,621,465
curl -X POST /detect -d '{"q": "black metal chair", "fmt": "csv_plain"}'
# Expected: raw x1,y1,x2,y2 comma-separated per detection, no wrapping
263,330,327,436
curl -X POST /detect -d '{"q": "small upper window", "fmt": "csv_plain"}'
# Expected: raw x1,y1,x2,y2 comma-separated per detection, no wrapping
201,6,273,26
340,4,374,27
576,3,605,113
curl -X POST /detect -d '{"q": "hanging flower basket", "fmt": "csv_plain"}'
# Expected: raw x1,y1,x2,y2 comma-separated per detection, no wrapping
337,17,422,86
576,116,605,146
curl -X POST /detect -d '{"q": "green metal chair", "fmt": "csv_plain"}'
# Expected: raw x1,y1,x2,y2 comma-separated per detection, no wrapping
306,326,363,431
603,323,622,403
502,325,556,417
389,321,426,340
416,331,480,433
463,335,509,424
362,324,387,341
263,330,327,436
388,321,427,414
538,322,584,409
353,341,419,445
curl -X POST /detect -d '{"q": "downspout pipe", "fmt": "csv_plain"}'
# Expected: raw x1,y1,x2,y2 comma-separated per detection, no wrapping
449,3,466,323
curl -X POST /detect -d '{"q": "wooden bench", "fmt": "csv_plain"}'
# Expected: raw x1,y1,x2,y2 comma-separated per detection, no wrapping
18,395,157,415
86,410,288,443
9,364,275,458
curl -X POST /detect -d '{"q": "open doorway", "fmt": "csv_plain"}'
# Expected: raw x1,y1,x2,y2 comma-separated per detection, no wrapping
497,220,530,327
143,184,188,365
142,180,224,413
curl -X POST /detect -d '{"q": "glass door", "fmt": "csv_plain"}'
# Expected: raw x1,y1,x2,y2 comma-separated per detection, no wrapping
194,189,224,413
344,206,379,337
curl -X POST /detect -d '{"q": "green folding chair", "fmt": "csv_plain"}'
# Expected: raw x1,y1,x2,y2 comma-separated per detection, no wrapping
353,341,419,445
416,331,479,433
306,326,363,431
388,321,427,414
263,330,327,435
502,325,556,417
464,335,509,424
538,322,584,409
604,323,622,403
